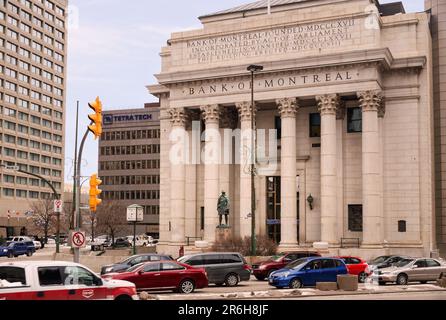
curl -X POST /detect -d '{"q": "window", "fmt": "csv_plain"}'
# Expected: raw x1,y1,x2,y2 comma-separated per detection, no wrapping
161,263,185,271
0,267,27,286
3,188,14,197
274,116,282,140
184,256,204,266
347,107,362,133
63,266,98,287
38,267,62,286
142,263,160,273
309,113,321,137
398,220,407,233
426,259,441,268
321,259,336,269
348,205,363,232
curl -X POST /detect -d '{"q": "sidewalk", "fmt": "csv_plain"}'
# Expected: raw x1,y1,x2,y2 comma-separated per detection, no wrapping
150,284,446,300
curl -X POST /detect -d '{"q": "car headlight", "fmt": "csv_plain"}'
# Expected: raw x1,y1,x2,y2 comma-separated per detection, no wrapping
105,267,113,273
282,272,291,278
259,265,266,270
2,249,7,252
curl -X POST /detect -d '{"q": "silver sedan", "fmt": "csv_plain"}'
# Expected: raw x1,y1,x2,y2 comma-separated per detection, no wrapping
376,258,446,285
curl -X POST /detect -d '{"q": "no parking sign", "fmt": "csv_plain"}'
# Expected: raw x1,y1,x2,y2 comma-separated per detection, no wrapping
70,231,86,249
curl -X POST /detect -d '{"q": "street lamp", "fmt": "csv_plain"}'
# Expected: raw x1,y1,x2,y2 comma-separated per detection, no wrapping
247,64,263,256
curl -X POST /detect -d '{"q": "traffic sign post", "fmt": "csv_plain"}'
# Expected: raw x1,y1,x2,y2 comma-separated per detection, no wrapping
70,231,86,249
127,205,144,255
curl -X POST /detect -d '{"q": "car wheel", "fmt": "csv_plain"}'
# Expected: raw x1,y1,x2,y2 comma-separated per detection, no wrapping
358,272,368,283
290,278,302,289
225,274,239,287
7,252,13,259
179,279,195,294
255,276,265,281
396,274,408,286
26,251,33,257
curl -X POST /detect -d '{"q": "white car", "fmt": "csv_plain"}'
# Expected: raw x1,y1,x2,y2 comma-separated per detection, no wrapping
125,235,153,247
0,261,138,300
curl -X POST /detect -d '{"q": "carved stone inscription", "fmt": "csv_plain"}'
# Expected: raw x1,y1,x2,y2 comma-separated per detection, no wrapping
187,18,355,64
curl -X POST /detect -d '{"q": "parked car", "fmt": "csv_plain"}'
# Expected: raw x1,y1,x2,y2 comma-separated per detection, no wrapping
376,258,446,285
253,251,321,280
103,261,208,294
177,252,251,287
0,261,138,300
268,257,348,289
368,255,411,270
337,256,370,283
6,236,41,251
125,235,153,247
101,254,174,275
113,238,131,248
0,242,35,258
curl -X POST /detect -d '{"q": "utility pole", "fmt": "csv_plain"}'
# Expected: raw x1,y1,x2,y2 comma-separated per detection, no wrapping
247,65,263,256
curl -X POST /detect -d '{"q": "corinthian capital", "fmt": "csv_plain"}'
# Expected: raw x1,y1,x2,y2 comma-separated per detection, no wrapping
357,90,383,113
316,94,340,116
200,104,220,124
236,101,256,122
169,108,188,127
277,97,299,119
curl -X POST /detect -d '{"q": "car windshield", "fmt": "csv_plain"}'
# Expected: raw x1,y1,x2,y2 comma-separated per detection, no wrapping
394,259,414,268
370,256,391,264
271,253,285,262
119,256,138,265
126,263,144,272
284,258,308,270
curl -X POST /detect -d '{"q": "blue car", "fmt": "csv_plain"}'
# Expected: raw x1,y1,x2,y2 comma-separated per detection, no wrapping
0,242,35,258
268,257,348,289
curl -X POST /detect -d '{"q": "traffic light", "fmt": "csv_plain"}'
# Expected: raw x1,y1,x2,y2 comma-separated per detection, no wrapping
89,174,102,212
88,97,103,139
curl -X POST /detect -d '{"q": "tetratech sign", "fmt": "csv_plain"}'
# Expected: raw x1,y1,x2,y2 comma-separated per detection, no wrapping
103,113,153,125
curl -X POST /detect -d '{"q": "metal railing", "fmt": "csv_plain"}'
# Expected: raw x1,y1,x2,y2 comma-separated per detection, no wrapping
186,236,203,246
341,238,360,248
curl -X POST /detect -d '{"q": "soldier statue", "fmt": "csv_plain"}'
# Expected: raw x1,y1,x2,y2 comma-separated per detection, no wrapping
217,191,230,227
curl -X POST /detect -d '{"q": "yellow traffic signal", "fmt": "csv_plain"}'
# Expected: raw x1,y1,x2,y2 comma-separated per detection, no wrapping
88,97,103,139
89,174,102,212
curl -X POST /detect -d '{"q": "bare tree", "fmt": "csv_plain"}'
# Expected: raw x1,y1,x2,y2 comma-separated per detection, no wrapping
28,198,57,244
95,200,127,244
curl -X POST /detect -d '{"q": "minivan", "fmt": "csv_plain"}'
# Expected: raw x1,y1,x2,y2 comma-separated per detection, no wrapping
177,252,251,286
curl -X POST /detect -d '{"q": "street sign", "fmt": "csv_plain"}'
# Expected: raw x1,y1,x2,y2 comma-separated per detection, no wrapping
54,200,63,213
126,205,144,222
70,231,86,248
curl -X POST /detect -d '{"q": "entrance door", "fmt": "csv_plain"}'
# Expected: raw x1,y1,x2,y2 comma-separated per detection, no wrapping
266,177,281,243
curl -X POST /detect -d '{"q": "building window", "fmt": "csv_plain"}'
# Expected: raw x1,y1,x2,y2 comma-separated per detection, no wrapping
348,205,363,232
275,116,282,140
347,107,362,133
309,113,321,137
398,220,407,233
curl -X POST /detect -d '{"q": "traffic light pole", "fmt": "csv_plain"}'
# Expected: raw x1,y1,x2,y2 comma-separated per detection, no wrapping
74,124,92,263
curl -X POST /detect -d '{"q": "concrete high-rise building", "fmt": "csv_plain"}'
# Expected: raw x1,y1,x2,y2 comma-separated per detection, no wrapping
426,0,446,256
98,103,161,238
0,0,68,237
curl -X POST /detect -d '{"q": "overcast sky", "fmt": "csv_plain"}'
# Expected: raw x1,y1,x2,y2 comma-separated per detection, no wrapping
65,0,425,183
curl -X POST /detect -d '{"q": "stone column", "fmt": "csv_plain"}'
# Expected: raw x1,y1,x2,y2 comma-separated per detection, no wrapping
219,108,238,229
201,105,221,242
316,94,340,245
277,97,299,247
358,90,384,246
336,103,346,241
168,108,188,244
236,101,256,239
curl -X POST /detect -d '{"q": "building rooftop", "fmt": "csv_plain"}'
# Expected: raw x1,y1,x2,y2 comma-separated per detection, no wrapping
200,0,406,20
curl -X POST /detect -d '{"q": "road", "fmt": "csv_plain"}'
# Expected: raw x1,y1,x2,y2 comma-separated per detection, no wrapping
295,291,446,300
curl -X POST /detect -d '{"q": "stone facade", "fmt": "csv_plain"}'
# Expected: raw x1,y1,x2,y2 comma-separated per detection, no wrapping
149,0,436,259
426,0,446,256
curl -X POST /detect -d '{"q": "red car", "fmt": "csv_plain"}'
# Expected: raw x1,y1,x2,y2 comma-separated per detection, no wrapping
336,256,370,283
253,251,321,280
102,260,208,294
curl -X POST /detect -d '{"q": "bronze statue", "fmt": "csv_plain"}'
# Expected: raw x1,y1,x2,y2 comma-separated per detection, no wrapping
217,191,230,227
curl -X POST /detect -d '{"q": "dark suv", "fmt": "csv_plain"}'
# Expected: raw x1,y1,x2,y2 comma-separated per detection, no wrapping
101,254,174,275
253,251,321,280
177,252,251,287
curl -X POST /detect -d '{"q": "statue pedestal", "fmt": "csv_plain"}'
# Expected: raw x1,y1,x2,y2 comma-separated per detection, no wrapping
215,226,232,243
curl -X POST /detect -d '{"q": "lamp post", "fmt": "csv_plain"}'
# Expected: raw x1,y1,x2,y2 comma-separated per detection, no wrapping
247,64,263,256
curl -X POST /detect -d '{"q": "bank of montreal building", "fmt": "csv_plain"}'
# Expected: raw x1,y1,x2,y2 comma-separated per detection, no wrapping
148,0,446,258
98,104,161,237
